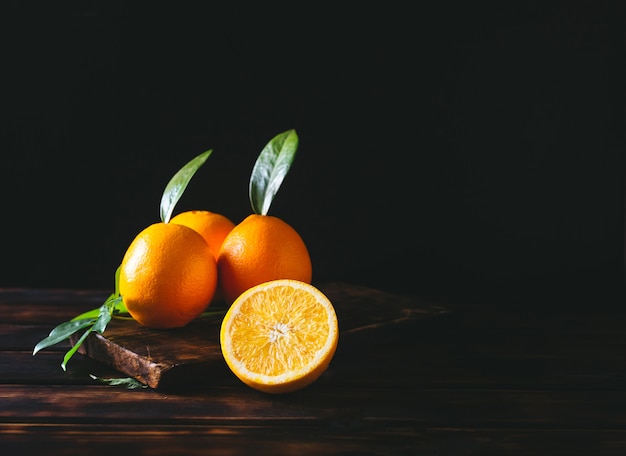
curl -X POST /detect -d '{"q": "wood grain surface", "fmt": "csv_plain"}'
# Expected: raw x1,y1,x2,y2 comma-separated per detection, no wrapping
4,286,625,454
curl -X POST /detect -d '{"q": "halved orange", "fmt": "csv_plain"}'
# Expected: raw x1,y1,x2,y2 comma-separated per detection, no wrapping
220,279,339,394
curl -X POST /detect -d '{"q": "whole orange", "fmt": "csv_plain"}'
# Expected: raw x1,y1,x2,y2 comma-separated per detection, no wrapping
119,222,218,328
217,214,312,304
170,210,235,260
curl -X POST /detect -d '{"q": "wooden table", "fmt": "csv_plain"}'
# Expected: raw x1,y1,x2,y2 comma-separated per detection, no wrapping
1,284,625,455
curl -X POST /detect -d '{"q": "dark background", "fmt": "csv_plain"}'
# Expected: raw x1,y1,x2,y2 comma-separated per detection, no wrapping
1,2,623,303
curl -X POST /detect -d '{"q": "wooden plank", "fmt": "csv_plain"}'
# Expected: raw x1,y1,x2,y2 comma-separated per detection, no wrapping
70,282,450,389
0,324,70,351
0,352,126,386
0,289,109,324
2,385,626,428
1,423,624,456
4,287,626,455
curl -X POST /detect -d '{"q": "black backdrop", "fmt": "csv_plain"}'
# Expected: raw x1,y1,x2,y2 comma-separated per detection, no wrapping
2,2,623,303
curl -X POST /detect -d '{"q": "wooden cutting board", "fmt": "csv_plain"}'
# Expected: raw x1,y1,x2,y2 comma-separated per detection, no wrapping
73,282,449,389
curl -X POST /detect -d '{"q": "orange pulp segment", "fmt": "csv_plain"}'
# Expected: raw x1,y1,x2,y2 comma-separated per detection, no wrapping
219,279,339,394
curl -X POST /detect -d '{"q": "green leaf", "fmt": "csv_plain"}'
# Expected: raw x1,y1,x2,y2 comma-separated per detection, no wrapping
33,267,127,371
61,327,92,371
102,291,127,317
92,305,113,334
160,149,213,223
89,374,148,389
249,129,298,216
112,297,128,316
33,317,97,355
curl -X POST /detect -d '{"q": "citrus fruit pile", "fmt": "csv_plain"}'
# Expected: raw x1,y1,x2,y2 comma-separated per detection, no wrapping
118,129,316,325
41,129,338,393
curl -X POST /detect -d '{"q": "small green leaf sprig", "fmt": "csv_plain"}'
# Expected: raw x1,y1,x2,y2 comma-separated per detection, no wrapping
33,149,213,370
33,267,127,371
